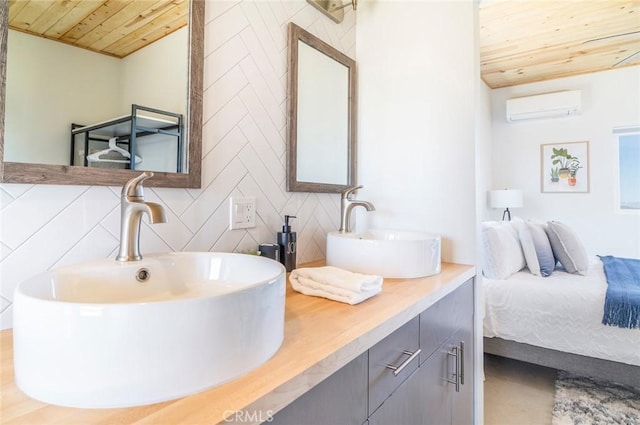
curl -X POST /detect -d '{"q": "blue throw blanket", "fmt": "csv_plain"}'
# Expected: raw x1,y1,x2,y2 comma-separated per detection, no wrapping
598,255,640,329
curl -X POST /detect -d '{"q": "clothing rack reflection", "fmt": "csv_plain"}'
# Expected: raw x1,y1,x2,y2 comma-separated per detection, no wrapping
70,104,183,172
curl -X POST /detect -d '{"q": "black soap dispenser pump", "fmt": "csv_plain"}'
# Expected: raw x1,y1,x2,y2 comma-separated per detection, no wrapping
278,215,297,272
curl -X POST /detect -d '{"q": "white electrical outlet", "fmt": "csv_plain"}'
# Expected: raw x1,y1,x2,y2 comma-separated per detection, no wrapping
229,197,256,230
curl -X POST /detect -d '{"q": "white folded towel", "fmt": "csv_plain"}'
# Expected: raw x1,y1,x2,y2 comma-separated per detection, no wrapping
289,266,383,305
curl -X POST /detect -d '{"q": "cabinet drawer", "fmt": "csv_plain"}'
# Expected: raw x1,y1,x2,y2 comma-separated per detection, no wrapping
420,278,473,363
368,316,420,416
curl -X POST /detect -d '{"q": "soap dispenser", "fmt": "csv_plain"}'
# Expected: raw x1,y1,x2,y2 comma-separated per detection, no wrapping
277,215,297,272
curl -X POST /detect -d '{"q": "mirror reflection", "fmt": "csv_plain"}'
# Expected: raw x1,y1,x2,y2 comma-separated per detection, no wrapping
287,23,356,193
0,0,203,188
5,1,187,173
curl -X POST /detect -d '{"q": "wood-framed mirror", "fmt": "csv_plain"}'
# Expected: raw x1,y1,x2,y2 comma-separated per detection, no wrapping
286,22,356,193
0,0,203,188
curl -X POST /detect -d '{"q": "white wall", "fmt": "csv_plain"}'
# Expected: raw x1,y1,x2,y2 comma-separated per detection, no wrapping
477,83,493,220
119,28,189,172
120,27,189,115
356,0,477,265
5,30,121,165
0,0,356,329
475,76,493,425
490,66,640,258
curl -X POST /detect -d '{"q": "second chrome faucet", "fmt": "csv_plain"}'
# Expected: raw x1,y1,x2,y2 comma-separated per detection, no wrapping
339,185,375,233
117,172,168,262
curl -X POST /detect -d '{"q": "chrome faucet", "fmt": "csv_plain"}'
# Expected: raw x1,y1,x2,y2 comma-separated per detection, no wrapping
339,185,375,233
116,172,168,262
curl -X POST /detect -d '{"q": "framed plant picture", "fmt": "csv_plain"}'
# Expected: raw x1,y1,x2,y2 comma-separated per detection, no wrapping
541,141,590,193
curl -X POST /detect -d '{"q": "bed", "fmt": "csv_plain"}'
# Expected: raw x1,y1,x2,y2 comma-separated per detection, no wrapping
481,219,640,387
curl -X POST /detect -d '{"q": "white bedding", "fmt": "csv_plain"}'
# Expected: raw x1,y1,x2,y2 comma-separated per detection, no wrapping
483,258,640,367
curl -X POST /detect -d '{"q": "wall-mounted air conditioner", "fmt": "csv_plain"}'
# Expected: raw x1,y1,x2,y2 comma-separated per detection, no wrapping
506,90,582,122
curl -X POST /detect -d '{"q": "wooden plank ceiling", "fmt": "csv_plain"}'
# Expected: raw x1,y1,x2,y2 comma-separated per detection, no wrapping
8,0,189,58
9,1,639,86
480,0,640,88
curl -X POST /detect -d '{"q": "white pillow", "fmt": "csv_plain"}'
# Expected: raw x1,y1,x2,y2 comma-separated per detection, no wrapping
545,221,589,274
518,221,555,277
481,221,526,279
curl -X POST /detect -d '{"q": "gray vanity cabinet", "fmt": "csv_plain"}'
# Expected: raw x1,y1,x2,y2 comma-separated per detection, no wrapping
420,279,474,425
368,316,420,415
419,346,451,425
450,328,474,425
372,279,474,425
266,278,475,425
268,352,368,425
420,328,473,425
420,279,473,364
368,367,425,425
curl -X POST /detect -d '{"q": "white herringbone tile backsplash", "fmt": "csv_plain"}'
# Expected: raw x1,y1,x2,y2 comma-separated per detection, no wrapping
0,0,356,329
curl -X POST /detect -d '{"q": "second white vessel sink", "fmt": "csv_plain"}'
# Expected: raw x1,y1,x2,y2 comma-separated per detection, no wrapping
326,229,441,278
13,252,286,408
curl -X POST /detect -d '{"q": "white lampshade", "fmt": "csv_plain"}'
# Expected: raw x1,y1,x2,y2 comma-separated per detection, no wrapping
488,189,523,209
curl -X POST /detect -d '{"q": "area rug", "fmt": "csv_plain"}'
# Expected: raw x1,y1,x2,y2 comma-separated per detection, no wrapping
552,371,640,425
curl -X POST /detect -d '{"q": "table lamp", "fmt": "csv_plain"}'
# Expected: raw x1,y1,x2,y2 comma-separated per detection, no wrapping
489,189,523,221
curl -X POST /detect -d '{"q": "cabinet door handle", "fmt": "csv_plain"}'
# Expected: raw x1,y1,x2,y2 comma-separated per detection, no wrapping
459,340,465,386
447,346,460,392
385,348,421,376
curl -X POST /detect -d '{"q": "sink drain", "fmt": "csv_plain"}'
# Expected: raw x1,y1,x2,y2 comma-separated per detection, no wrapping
136,268,150,282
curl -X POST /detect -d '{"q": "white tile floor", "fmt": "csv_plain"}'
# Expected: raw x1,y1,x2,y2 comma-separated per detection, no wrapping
484,354,557,425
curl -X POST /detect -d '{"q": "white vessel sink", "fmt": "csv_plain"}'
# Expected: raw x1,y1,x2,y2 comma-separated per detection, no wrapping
13,252,286,408
326,229,441,278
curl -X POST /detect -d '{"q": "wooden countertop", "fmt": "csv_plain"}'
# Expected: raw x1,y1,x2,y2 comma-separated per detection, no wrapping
0,262,475,425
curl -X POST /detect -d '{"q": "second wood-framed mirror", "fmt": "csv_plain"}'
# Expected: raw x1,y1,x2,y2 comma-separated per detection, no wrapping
0,0,203,188
286,22,356,193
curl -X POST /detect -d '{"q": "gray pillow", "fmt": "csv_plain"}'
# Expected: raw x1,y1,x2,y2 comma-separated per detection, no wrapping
545,221,589,274
519,221,555,277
